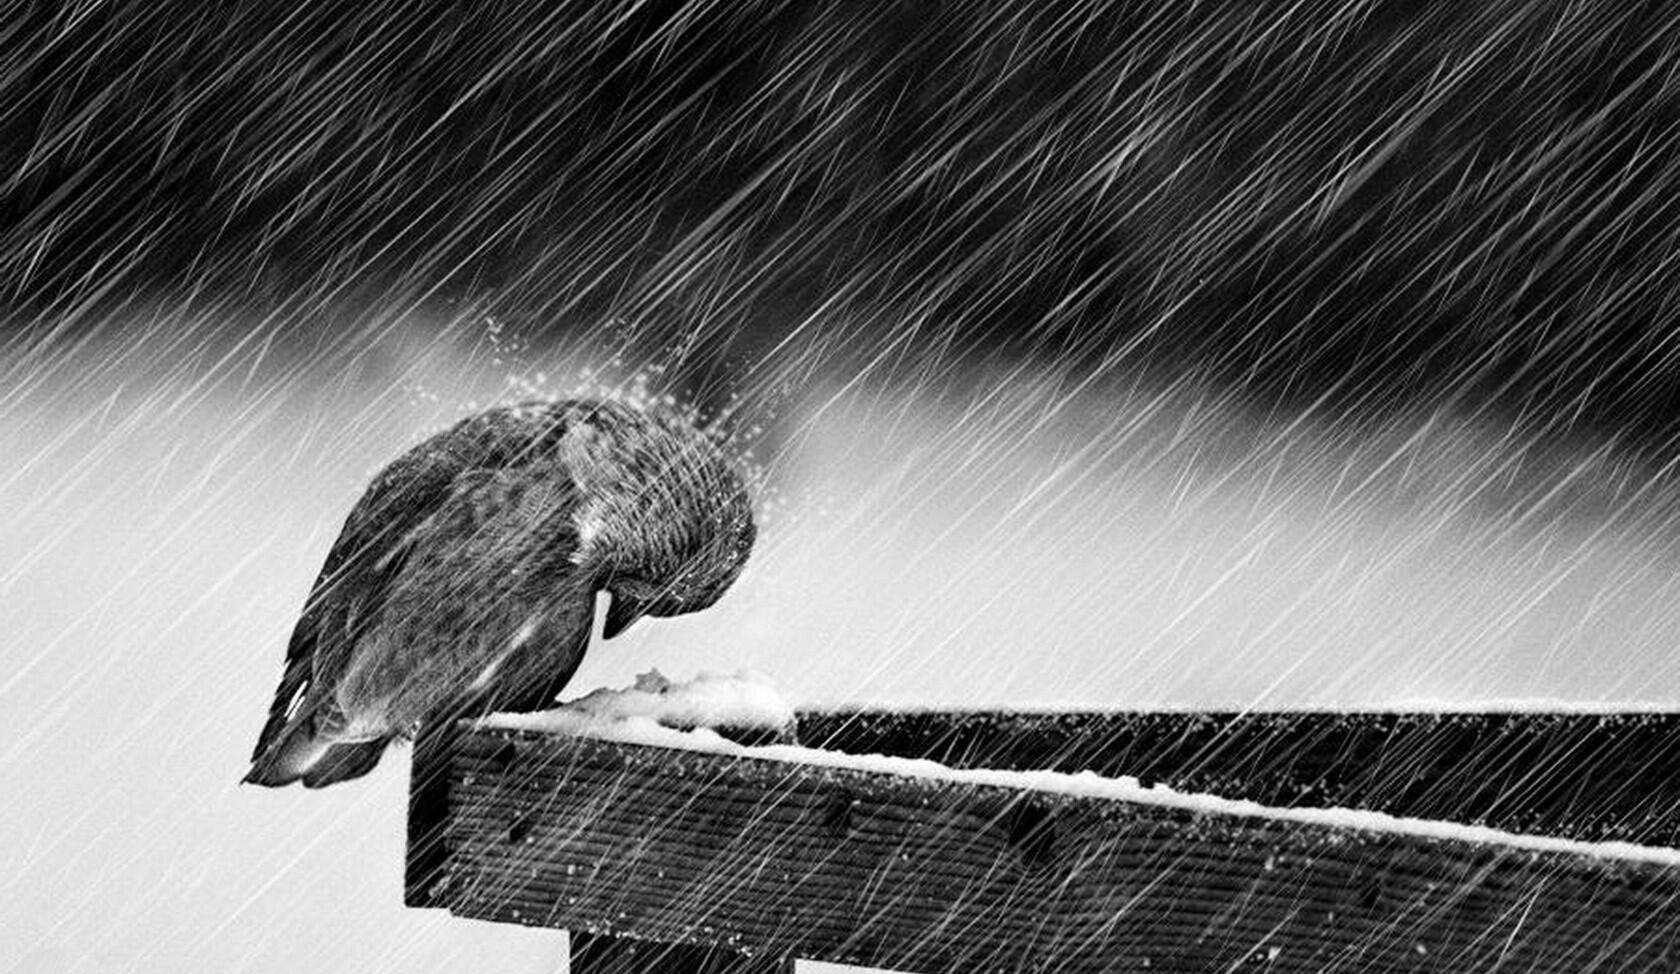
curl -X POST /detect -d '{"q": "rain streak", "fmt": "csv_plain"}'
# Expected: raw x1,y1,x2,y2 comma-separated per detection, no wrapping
4,2,1680,971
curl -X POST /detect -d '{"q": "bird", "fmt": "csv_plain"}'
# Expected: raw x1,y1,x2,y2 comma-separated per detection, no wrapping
244,397,756,788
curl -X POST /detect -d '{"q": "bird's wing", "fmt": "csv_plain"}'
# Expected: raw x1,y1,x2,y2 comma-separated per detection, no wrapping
249,440,499,762
250,404,577,764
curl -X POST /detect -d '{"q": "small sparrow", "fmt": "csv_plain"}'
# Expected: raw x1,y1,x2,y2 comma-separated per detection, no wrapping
244,398,755,788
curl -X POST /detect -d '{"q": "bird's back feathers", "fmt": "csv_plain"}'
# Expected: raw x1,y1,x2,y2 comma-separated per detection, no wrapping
245,399,754,788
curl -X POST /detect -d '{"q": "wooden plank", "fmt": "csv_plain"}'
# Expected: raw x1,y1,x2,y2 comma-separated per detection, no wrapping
571,932,792,973
419,726,1680,973
408,719,788,908
796,710,1680,845
405,717,458,908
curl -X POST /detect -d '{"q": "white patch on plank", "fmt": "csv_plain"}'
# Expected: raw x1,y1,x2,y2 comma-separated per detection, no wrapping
485,668,796,733
484,676,1680,868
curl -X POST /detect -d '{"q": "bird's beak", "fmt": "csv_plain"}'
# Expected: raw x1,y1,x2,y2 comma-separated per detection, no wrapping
600,590,645,640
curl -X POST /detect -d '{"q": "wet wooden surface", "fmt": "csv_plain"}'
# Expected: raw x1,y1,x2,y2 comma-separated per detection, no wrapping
408,712,1680,973
796,709,1680,845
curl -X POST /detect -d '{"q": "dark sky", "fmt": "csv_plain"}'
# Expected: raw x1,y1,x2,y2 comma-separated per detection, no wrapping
5,0,1679,446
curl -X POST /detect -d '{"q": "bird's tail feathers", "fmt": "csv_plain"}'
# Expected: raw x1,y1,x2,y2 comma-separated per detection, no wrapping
301,739,388,788
245,668,392,788
244,701,333,787
251,658,312,764
244,709,393,788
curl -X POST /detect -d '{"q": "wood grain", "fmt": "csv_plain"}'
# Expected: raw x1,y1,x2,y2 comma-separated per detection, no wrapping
796,710,1680,845
414,725,1680,973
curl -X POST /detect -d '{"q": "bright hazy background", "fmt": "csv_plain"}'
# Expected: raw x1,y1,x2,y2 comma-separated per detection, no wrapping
6,310,1680,972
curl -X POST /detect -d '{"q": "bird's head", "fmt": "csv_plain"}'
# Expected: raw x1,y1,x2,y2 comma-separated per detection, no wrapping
558,399,757,638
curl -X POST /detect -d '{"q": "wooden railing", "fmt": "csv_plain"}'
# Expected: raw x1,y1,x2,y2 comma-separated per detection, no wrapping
407,710,1680,972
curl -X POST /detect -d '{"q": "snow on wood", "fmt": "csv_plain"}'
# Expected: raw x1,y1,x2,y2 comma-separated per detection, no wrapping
481,669,796,737
798,707,1680,847
409,680,1680,972
498,694,1680,866
484,673,1680,851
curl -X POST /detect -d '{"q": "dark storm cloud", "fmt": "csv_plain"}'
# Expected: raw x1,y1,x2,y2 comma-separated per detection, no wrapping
4,1,1679,443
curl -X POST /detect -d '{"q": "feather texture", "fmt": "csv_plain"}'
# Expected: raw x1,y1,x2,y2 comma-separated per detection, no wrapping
245,398,755,788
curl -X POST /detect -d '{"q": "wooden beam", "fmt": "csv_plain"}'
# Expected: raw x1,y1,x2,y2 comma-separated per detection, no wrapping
413,725,1680,973
405,717,459,908
408,718,788,910
797,709,1680,844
